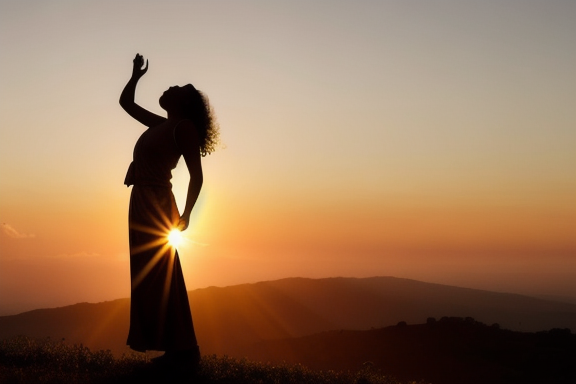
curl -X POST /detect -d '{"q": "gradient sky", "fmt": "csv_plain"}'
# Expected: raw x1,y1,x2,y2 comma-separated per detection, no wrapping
1,0,575,315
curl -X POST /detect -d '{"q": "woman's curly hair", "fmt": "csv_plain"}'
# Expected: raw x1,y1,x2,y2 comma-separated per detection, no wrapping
186,86,220,157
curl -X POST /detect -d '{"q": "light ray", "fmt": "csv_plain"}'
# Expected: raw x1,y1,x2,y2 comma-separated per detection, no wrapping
129,202,181,291
128,191,202,321
131,237,170,255
131,242,172,289
162,247,176,315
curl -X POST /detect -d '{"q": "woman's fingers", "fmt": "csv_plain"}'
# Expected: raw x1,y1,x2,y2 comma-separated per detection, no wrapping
131,54,148,77
178,216,189,231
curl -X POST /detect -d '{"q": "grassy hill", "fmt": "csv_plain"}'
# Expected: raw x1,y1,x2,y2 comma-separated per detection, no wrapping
0,336,406,384
1,320,573,384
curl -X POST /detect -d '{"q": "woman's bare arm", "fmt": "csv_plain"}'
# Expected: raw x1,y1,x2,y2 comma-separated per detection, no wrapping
119,54,166,128
175,120,203,231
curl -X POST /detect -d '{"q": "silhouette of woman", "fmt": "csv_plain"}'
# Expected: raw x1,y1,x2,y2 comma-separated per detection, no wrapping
120,53,218,365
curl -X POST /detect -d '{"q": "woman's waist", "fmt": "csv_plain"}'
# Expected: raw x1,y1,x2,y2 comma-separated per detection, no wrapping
129,179,173,188
124,161,173,188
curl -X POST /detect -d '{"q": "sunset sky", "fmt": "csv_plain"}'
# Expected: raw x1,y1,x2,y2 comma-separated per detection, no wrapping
1,0,575,316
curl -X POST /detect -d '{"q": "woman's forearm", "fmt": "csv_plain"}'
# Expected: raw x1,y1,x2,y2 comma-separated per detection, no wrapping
121,54,148,109
182,176,203,219
118,62,164,127
119,76,139,109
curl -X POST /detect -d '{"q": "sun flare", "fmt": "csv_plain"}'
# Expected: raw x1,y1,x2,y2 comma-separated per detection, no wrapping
167,229,183,248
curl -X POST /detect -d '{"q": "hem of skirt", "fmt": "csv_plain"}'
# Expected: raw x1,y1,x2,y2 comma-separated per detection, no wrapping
127,344,147,353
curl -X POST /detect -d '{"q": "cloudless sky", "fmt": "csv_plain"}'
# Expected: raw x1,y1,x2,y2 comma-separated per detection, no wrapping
1,0,575,315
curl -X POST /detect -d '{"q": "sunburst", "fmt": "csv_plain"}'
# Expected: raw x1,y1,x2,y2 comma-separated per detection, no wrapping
167,229,183,248
128,205,183,290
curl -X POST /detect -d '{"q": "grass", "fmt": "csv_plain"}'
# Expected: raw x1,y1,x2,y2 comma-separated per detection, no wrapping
0,336,415,384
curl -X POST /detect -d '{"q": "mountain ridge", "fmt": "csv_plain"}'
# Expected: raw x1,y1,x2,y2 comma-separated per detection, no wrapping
1,276,574,357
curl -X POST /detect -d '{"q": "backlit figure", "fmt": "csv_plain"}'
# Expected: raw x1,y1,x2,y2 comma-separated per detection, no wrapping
119,53,219,367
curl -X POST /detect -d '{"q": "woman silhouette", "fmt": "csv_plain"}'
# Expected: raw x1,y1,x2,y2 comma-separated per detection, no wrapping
120,53,218,365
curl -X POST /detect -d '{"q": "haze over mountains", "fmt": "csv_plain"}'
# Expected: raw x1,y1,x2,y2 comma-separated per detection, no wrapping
0,276,574,358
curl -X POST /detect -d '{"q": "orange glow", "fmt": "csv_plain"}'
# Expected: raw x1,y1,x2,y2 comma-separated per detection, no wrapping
1,0,576,316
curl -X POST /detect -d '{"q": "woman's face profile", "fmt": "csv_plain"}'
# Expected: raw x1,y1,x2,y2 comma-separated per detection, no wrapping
160,85,192,112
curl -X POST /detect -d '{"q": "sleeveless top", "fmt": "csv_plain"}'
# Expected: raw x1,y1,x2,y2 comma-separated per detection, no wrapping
124,121,184,188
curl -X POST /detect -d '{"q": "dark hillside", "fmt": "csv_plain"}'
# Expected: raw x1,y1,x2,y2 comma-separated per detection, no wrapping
246,318,576,384
0,299,130,354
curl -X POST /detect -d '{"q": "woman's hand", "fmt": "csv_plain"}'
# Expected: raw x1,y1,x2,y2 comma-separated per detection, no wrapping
132,53,148,79
178,215,190,231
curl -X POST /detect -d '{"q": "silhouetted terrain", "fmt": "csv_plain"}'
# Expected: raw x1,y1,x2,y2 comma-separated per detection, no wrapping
246,317,576,384
0,277,574,358
0,336,404,384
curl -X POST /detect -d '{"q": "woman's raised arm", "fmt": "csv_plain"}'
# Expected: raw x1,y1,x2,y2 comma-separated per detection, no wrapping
119,54,166,128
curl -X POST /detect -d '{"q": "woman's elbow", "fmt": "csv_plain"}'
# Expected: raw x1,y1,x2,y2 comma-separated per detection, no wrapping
190,170,203,188
119,97,130,109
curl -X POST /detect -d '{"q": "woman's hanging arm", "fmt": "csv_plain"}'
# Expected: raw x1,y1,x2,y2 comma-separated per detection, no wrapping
175,121,203,231
119,54,165,128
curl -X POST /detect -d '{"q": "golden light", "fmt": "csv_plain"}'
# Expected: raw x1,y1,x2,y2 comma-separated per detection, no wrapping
167,229,183,248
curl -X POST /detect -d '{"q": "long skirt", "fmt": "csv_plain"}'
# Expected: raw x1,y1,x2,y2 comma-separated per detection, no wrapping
127,185,197,352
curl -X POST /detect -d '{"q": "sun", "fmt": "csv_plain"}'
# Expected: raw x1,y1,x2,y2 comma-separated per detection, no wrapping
167,229,183,248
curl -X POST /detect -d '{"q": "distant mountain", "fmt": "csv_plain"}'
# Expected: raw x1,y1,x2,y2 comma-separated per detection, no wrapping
0,276,574,358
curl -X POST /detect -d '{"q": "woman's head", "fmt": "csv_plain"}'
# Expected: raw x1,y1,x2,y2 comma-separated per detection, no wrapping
160,84,219,156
